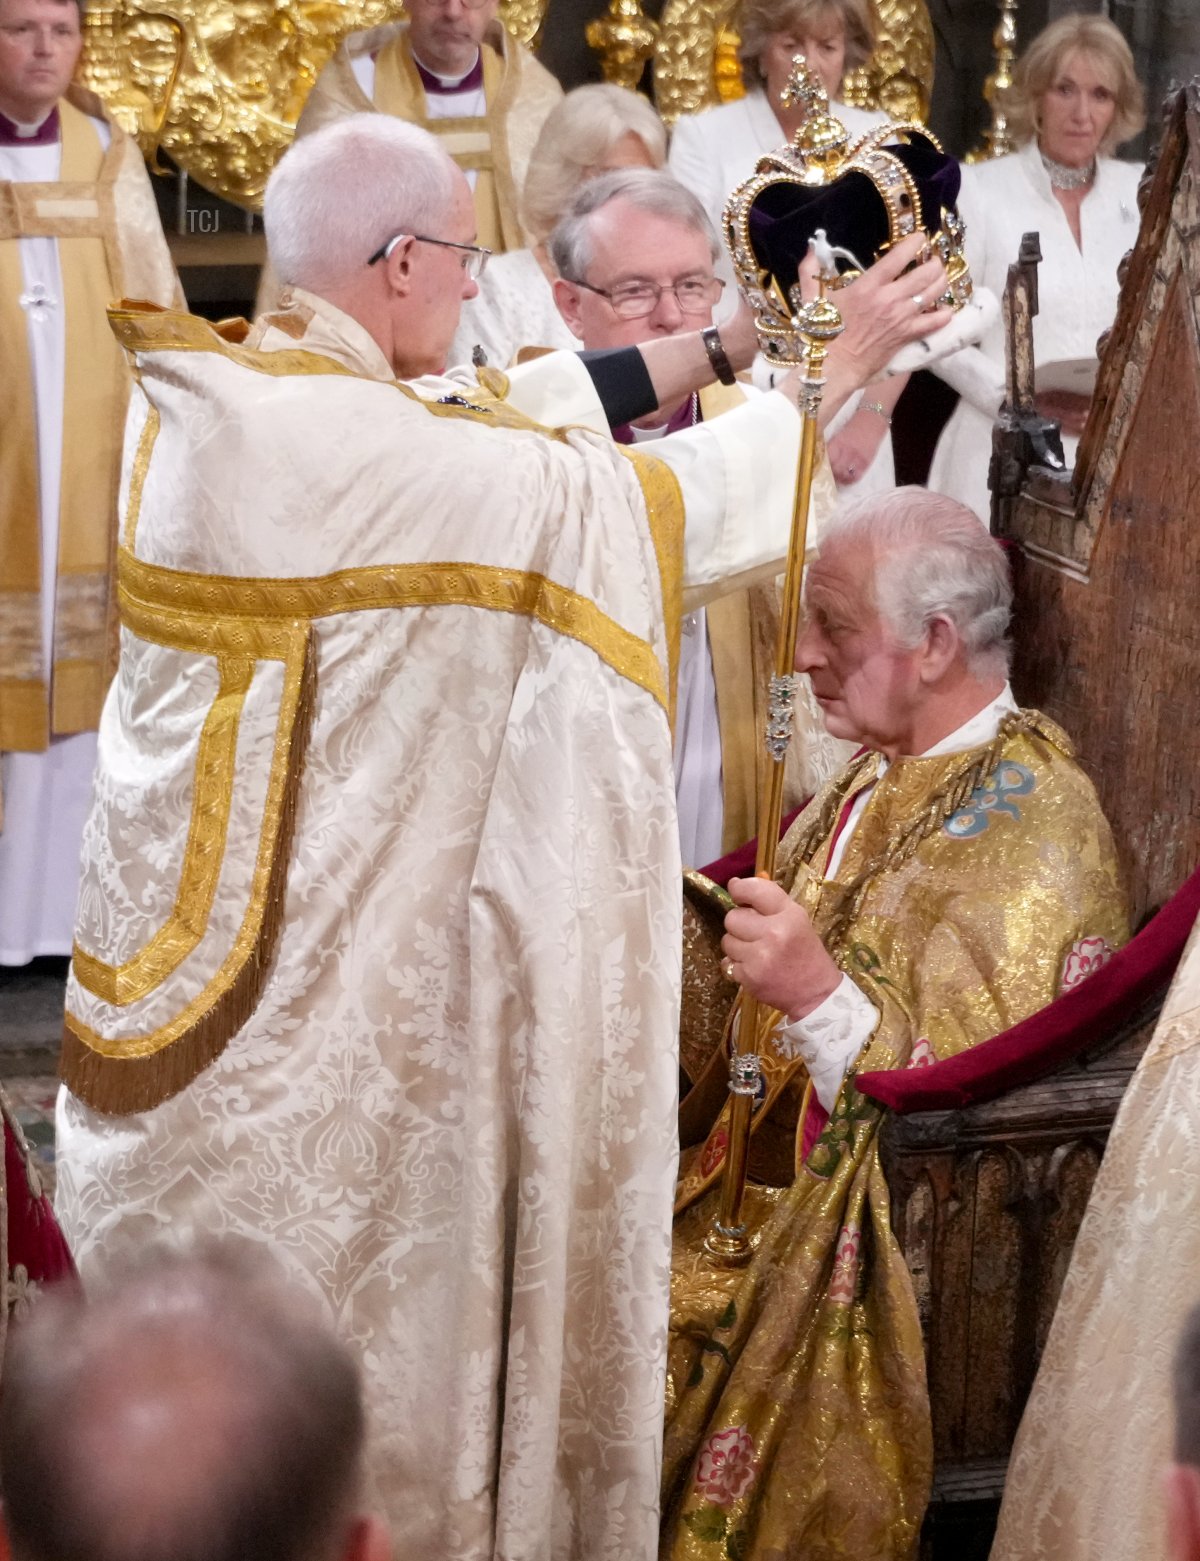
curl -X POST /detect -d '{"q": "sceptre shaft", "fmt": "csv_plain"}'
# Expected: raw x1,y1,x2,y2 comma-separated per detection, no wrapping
697,54,973,1267
702,262,843,1267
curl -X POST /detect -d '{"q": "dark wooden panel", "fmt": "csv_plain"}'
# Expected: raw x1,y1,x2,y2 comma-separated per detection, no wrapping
997,84,1200,924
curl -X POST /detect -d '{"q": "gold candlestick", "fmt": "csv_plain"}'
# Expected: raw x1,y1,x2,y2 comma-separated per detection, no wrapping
586,0,659,91
967,0,1019,163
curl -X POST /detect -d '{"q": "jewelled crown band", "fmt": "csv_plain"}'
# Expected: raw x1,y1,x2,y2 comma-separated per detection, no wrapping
722,58,974,367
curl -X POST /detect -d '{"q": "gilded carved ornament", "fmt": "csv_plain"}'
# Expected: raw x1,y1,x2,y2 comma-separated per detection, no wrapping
965,0,1018,162
78,0,551,210
586,0,658,92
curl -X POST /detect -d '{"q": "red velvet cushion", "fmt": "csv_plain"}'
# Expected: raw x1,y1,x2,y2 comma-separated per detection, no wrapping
857,860,1200,1113
5,1118,75,1287
699,805,805,886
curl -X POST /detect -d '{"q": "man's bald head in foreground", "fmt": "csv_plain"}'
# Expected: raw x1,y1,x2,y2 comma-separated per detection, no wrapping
0,1244,389,1561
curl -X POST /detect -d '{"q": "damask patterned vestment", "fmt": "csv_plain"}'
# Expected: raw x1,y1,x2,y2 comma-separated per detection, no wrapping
54,289,807,1560
991,914,1200,1561
663,710,1129,1561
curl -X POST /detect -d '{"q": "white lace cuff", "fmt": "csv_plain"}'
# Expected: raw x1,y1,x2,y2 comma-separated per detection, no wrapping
775,974,880,1112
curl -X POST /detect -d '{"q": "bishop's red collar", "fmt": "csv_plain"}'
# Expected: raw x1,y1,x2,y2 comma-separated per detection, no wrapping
0,106,60,146
411,51,484,95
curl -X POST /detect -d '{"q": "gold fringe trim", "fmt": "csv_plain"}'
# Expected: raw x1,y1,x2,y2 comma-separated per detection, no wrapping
60,630,318,1115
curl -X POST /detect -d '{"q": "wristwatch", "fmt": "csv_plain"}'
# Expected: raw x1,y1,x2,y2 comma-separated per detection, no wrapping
700,325,737,387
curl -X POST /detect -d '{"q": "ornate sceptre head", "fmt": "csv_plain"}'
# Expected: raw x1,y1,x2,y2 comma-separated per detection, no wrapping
701,58,974,1269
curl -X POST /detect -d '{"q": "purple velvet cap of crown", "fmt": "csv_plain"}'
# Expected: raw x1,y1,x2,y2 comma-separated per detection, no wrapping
746,132,962,295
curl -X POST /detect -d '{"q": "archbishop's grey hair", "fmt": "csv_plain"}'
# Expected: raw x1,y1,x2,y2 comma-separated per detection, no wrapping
264,113,459,292
820,487,1013,680
0,1241,366,1561
548,167,720,284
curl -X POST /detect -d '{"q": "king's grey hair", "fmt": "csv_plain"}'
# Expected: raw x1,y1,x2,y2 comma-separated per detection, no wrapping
548,168,720,284
820,486,1013,679
264,113,459,293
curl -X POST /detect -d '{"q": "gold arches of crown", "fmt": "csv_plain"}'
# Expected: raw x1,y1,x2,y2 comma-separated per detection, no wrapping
78,0,552,211
649,0,934,127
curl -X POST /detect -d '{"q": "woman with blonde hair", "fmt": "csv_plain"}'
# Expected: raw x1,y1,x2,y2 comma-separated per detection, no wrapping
450,82,666,367
668,0,904,494
929,12,1146,522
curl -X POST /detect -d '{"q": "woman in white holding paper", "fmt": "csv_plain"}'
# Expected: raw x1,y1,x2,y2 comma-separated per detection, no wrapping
928,13,1145,524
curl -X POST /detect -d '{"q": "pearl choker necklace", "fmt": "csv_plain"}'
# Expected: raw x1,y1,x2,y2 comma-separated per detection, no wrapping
1041,151,1096,191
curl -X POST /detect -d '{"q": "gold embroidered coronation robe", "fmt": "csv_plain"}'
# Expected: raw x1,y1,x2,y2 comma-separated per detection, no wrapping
663,711,1128,1561
54,290,805,1559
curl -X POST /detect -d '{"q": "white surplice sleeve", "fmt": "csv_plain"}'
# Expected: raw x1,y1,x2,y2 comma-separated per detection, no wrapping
498,353,806,607
650,389,803,608
486,348,613,437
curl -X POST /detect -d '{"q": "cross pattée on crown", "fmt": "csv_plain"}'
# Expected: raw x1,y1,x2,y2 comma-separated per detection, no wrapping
780,55,829,116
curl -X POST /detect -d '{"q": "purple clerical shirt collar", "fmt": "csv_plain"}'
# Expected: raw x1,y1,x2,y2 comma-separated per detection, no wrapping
0,106,60,146
612,391,701,445
411,50,484,95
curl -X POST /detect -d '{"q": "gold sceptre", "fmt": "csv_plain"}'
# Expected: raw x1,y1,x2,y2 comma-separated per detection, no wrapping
700,57,973,1265
703,59,847,1266
702,264,842,1266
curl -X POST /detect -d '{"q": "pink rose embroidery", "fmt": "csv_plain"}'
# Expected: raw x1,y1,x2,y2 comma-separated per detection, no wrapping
828,1221,861,1305
1060,935,1115,993
694,1425,757,1507
908,1036,934,1069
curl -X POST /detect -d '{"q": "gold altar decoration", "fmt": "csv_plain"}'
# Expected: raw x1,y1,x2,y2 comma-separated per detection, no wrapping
79,0,552,211
651,0,934,127
586,0,658,91
966,0,1019,162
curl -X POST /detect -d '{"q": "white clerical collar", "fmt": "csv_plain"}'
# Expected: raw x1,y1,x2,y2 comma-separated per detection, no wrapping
628,421,669,443
918,682,1018,759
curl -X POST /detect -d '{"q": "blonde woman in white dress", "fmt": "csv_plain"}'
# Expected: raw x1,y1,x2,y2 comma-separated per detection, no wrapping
450,83,666,368
668,0,900,493
928,14,1146,524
